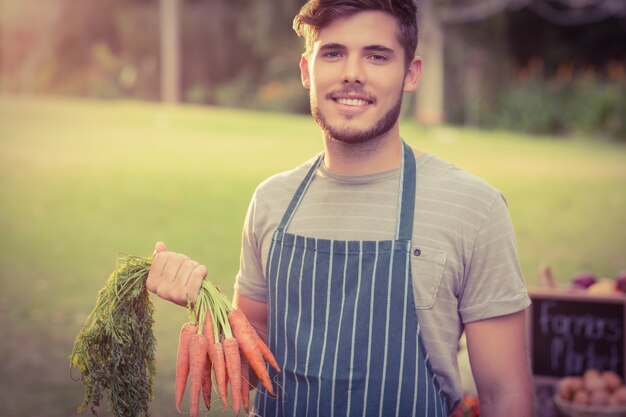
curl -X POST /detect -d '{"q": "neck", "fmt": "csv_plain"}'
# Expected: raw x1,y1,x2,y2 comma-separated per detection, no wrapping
322,126,404,176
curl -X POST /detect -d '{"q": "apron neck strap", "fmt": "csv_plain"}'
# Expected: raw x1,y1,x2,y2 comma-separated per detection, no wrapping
275,155,323,238
396,141,416,242
275,141,417,241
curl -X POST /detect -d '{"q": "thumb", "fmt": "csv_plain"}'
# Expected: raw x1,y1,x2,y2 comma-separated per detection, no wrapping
152,241,168,257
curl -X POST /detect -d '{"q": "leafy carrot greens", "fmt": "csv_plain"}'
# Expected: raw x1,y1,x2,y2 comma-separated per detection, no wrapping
70,255,155,417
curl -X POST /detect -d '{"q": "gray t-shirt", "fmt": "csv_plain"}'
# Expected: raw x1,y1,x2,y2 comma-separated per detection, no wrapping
234,151,531,414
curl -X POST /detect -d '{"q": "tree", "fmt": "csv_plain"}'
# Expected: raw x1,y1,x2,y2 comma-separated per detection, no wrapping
416,0,445,125
160,0,180,103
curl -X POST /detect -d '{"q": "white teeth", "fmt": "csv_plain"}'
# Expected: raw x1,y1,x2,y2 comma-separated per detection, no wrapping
337,98,369,106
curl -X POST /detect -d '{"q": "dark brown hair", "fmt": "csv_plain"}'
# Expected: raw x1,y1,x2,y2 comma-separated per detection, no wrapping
293,0,418,65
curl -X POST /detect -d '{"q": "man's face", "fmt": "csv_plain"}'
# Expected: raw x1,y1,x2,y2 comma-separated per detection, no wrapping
300,11,421,144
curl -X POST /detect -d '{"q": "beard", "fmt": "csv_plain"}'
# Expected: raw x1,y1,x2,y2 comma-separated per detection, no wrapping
310,84,404,145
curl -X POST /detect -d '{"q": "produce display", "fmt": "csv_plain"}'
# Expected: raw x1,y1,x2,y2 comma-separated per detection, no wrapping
556,369,626,410
70,254,280,417
569,271,626,295
539,266,626,295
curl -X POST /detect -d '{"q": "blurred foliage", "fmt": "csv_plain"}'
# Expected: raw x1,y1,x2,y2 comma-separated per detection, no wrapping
490,61,626,140
443,8,626,141
1,0,625,139
0,0,304,104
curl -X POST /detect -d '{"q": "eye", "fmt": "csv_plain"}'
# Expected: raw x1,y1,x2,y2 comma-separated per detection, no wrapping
322,51,343,60
368,54,388,63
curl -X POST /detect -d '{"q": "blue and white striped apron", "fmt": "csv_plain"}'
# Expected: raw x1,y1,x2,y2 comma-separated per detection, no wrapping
254,142,447,416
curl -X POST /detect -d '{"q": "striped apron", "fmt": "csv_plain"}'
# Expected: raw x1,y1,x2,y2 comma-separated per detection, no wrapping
254,142,447,416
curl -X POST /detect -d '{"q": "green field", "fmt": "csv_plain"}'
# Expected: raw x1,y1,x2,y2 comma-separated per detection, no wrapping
1,95,624,416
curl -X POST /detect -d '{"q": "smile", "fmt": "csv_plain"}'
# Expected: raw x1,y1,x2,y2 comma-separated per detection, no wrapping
334,98,372,106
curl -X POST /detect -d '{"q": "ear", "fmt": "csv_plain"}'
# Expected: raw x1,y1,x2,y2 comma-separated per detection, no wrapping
300,53,311,89
403,55,423,93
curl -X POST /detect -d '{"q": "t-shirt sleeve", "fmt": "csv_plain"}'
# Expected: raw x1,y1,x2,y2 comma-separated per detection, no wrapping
458,193,531,323
233,190,268,302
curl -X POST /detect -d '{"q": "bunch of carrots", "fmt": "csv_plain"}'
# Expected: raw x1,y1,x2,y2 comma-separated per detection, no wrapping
70,254,280,417
178,279,280,416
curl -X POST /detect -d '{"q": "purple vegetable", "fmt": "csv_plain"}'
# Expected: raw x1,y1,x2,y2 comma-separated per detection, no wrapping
568,282,589,291
616,271,626,293
571,272,597,289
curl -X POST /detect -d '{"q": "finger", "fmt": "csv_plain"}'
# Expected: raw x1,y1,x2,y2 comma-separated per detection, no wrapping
152,241,168,258
185,264,207,304
161,253,188,284
156,279,182,305
154,258,183,303
146,250,171,293
172,259,200,303
170,260,206,305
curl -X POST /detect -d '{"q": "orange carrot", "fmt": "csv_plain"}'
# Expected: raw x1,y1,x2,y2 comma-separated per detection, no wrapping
251,328,281,373
240,355,250,413
223,337,242,415
175,322,198,413
201,352,212,411
189,334,209,417
228,309,277,395
229,309,280,372
211,342,229,409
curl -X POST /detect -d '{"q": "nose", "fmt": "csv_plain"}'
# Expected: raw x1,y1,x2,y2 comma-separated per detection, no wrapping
342,55,365,84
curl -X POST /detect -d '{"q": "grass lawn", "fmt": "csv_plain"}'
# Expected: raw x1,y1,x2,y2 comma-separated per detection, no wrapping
0,95,624,416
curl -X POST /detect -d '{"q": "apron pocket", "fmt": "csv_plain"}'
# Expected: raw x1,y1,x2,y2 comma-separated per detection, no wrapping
410,245,447,309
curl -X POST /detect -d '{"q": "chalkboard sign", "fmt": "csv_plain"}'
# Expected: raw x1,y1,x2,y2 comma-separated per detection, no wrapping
528,289,626,383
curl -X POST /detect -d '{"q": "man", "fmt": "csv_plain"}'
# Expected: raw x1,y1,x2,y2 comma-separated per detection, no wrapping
147,1,535,416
